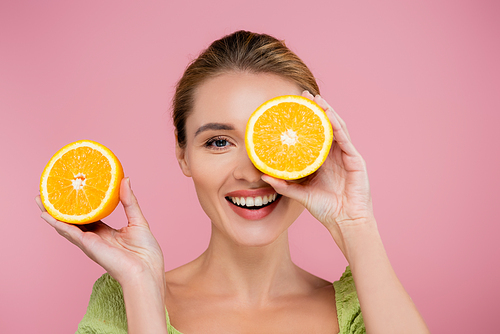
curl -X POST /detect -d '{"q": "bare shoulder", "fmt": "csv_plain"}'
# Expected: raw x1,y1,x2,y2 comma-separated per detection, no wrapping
164,259,202,299
294,265,338,318
296,265,335,290
163,257,208,310
164,261,197,286
279,266,338,332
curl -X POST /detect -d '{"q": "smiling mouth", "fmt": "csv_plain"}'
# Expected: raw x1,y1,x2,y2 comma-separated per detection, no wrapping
225,194,282,210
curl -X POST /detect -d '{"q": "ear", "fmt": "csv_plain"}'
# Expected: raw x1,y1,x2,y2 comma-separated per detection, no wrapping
175,133,192,177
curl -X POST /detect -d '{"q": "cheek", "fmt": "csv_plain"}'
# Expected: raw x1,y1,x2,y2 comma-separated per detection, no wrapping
190,163,218,199
188,151,233,187
187,151,234,214
190,170,220,222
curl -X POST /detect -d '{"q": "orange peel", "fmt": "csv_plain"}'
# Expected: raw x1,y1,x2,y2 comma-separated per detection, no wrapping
245,95,333,180
40,140,124,224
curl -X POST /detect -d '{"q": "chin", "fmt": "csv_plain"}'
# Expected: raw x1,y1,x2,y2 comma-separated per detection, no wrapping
230,226,288,248
197,191,305,248
218,196,305,248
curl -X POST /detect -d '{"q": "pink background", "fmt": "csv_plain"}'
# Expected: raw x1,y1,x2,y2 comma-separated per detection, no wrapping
1,0,499,332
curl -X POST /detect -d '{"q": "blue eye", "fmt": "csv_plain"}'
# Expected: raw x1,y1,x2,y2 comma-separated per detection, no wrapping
213,139,228,147
205,136,232,150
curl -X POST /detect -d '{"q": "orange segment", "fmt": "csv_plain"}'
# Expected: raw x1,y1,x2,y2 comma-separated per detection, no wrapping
40,140,124,224
246,95,333,180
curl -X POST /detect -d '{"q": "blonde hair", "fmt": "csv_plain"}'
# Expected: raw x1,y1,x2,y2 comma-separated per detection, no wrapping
173,30,320,148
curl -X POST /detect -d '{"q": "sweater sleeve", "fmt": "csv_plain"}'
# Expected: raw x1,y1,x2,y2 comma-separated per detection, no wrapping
75,273,128,334
333,266,366,334
76,274,180,334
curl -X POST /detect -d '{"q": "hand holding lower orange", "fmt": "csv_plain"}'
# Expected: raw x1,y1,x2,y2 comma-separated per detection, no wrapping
36,177,165,285
37,140,165,283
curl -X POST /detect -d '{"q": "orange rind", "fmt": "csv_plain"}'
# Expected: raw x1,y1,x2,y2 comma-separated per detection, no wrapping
245,95,333,180
40,140,124,224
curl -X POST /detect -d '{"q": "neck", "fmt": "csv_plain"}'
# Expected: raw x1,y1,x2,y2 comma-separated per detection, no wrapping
194,223,302,305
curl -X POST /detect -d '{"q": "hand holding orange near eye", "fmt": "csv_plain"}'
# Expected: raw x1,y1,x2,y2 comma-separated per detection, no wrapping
248,91,375,256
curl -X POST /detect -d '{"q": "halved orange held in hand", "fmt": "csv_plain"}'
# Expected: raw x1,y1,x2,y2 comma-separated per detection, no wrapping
246,95,333,180
40,140,124,224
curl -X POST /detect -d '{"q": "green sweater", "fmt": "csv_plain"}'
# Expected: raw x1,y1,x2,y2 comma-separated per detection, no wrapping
76,267,365,333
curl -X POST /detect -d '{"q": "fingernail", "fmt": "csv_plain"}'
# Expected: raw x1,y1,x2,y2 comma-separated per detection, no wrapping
127,177,131,188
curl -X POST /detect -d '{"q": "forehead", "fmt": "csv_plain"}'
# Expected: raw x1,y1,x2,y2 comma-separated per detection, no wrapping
187,72,303,132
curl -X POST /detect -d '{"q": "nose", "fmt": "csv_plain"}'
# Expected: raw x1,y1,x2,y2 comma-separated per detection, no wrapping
233,149,263,184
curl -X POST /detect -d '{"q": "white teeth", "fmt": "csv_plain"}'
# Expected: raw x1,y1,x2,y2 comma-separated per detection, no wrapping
263,195,269,205
229,193,278,207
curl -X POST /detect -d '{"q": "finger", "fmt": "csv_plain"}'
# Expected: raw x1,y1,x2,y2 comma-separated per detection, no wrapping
330,112,360,158
40,211,85,246
311,95,359,158
120,177,149,228
38,195,86,245
35,195,47,212
313,95,351,141
301,90,315,100
261,174,309,207
79,220,107,233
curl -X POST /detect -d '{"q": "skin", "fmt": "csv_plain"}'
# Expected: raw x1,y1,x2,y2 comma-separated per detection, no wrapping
168,72,338,333
36,71,429,333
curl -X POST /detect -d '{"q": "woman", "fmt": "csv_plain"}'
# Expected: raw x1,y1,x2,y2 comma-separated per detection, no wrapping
36,30,429,333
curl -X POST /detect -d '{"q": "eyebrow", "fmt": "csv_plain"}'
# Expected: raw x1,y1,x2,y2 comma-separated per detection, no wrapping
194,122,235,137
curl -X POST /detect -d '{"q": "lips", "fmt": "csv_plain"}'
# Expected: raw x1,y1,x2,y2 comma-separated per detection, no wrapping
225,193,280,209
224,189,282,220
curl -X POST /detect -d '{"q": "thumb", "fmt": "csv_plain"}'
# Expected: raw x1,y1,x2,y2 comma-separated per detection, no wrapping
120,177,149,228
261,174,309,207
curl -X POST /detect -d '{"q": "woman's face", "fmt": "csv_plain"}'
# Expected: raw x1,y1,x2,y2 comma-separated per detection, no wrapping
177,72,305,246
